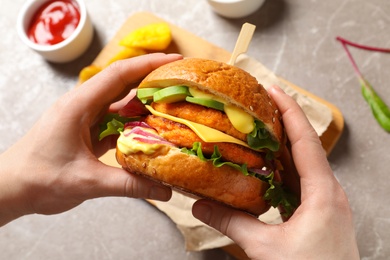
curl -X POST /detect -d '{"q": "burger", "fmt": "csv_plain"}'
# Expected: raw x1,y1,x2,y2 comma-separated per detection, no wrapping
99,58,298,217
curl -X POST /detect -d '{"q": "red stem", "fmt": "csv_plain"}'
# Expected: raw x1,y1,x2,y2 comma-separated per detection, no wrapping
338,40,373,93
339,41,364,80
336,36,390,53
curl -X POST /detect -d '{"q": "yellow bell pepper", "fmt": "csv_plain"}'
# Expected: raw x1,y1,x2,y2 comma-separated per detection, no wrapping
78,65,102,83
106,47,147,66
119,23,172,51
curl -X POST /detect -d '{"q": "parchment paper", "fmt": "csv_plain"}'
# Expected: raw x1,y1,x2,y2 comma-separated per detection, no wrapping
235,54,332,136
151,55,333,251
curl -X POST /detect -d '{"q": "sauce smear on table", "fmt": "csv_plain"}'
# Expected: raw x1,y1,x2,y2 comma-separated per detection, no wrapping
28,0,80,45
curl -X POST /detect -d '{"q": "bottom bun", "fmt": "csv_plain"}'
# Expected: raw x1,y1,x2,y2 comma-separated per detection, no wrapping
116,146,270,216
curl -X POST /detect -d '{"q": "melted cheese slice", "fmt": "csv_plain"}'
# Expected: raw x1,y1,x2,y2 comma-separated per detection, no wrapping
189,88,254,134
145,105,250,148
224,105,254,134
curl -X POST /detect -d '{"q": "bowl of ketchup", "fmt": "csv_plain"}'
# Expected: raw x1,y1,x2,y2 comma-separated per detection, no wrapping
17,0,93,63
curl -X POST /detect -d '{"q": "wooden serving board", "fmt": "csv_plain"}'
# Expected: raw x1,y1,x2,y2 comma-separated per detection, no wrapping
94,12,344,260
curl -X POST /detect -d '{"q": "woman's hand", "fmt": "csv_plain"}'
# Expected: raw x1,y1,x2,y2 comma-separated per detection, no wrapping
0,53,182,226
192,85,360,259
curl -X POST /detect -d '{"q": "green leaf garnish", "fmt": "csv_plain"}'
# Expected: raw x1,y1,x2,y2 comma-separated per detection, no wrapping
247,119,280,152
181,142,251,175
263,172,299,218
98,113,134,141
361,79,390,132
337,36,390,132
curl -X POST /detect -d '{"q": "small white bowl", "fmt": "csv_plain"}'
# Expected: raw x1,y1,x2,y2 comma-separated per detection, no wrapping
207,0,265,19
17,0,94,63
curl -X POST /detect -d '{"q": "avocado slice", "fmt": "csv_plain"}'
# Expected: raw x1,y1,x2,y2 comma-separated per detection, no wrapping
185,96,224,111
153,85,190,103
137,88,161,104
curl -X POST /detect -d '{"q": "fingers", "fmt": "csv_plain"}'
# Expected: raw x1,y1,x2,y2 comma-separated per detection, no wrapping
268,86,332,180
75,53,183,118
192,200,268,250
108,89,137,112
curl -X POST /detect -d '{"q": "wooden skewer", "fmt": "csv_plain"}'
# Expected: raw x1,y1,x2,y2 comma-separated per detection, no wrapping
228,23,256,65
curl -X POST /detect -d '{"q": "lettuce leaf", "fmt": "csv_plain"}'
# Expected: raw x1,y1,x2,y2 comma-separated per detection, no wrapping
247,120,280,153
263,172,299,218
182,142,298,217
182,142,252,176
98,113,135,141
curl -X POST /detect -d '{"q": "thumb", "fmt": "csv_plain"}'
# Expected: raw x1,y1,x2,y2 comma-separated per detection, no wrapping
87,160,172,201
192,200,268,247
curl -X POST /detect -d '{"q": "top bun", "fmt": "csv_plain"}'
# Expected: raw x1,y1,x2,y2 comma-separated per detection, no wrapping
138,58,285,148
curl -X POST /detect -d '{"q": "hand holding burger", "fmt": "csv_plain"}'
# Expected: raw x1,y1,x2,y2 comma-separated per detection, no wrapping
0,53,180,227
192,86,360,259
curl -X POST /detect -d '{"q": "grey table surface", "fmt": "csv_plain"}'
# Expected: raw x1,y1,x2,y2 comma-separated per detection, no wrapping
1,0,390,259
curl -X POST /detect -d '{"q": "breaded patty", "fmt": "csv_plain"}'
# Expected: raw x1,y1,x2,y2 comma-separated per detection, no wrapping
151,102,247,142
145,115,267,169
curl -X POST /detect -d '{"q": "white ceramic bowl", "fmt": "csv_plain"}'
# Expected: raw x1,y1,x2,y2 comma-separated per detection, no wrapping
207,0,265,19
17,0,94,63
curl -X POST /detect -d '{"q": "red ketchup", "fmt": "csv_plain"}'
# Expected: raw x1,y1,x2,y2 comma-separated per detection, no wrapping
27,0,80,45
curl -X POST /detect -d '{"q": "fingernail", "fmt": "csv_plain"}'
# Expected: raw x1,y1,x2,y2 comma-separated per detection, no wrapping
150,186,171,201
193,202,211,223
